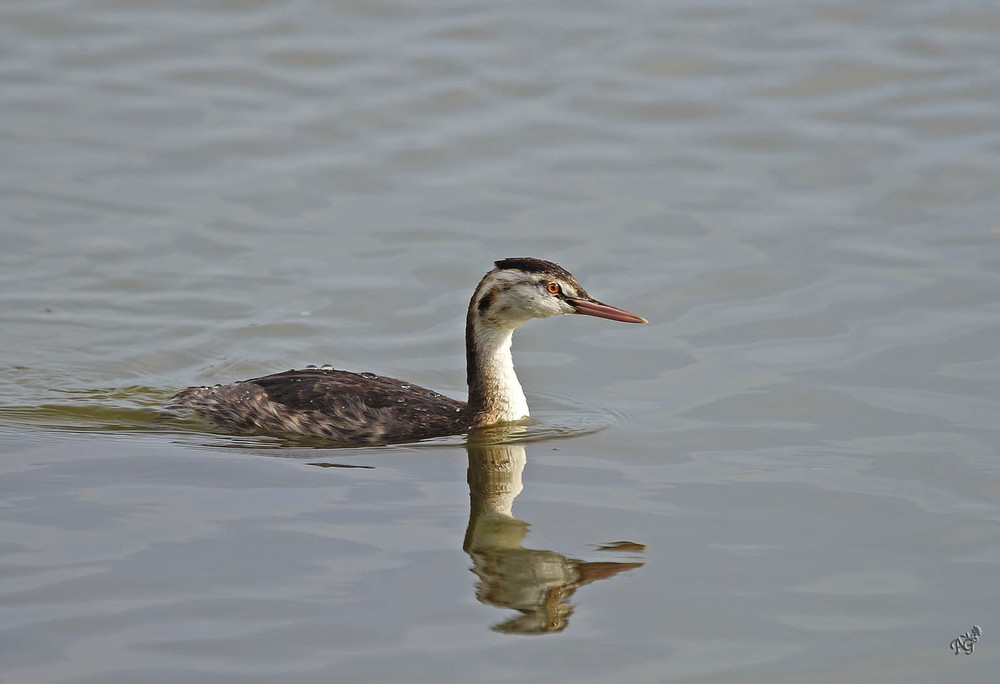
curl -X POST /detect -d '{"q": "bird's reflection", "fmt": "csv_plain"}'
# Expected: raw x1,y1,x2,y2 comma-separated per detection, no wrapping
464,439,644,635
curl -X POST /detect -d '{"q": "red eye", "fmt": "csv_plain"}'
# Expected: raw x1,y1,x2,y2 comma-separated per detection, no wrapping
546,282,561,294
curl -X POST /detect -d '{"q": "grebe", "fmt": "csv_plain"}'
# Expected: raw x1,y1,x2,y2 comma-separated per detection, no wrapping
172,258,646,444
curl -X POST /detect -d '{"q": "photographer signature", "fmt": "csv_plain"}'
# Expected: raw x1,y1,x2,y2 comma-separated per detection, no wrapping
950,625,982,655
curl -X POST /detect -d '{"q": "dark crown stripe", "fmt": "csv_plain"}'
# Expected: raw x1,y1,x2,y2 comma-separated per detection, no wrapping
494,257,571,278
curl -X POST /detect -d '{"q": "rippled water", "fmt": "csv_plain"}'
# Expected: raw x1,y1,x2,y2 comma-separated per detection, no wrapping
3,0,1000,681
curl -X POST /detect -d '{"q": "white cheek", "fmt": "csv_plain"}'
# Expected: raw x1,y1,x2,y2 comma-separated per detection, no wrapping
540,299,565,316
531,294,565,317
488,286,567,321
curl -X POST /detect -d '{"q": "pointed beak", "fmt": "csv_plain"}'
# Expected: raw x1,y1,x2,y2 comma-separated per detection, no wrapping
567,298,648,324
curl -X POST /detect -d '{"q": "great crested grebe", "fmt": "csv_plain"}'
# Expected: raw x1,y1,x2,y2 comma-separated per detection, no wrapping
172,258,646,444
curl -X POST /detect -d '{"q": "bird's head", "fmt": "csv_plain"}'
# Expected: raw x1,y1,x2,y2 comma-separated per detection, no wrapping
470,257,647,329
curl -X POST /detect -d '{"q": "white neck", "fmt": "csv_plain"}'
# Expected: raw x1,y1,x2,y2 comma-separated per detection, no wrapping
467,320,530,426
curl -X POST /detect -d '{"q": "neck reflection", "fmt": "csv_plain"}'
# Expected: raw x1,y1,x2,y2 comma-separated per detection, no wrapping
464,438,644,635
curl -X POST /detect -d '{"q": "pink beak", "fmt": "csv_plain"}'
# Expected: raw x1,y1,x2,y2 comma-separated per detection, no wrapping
568,298,648,324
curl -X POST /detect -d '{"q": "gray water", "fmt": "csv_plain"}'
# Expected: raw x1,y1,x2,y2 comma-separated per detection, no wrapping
2,0,1000,681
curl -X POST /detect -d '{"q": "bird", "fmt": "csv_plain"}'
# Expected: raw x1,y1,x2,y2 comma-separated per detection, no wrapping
172,257,646,444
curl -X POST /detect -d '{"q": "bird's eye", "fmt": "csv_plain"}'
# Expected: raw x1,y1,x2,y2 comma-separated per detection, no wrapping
546,282,561,295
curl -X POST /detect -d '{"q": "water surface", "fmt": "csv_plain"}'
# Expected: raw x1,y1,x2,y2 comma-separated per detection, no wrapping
2,0,999,681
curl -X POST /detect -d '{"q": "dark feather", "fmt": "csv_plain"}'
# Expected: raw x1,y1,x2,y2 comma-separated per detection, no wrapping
172,368,469,444
494,257,572,279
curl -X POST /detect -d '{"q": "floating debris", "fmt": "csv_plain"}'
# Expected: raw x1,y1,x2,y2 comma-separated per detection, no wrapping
595,541,647,553
307,462,375,470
